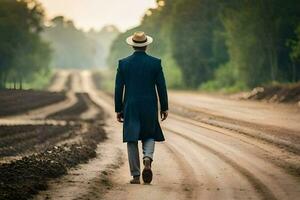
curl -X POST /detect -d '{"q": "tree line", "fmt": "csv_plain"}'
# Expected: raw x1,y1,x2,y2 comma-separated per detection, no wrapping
108,0,300,90
43,17,119,69
0,0,119,89
0,0,51,89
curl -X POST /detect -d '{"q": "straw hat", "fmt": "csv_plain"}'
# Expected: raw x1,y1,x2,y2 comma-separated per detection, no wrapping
126,31,153,47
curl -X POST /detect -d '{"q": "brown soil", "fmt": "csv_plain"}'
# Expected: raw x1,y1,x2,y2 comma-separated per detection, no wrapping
0,124,106,200
242,83,300,103
170,102,300,154
2,70,300,200
0,73,107,200
47,93,89,120
0,124,80,157
0,89,66,117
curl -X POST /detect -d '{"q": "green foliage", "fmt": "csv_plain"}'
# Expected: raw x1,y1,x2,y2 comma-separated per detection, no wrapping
92,69,115,93
161,53,183,89
0,0,51,89
107,0,183,88
19,68,53,89
222,0,300,87
88,26,119,67
200,63,247,93
107,27,141,68
289,26,300,62
170,0,228,88
288,24,300,81
107,0,300,91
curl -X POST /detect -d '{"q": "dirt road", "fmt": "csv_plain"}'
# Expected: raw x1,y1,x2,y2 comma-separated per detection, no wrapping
169,91,300,132
97,81,300,199
33,70,300,200
3,70,299,199
0,70,107,199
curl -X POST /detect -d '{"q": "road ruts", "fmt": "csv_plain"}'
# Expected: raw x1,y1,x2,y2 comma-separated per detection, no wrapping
0,71,78,125
163,115,300,200
48,70,70,92
34,70,300,200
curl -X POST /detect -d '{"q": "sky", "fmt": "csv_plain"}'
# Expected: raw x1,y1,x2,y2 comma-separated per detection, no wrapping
38,0,157,32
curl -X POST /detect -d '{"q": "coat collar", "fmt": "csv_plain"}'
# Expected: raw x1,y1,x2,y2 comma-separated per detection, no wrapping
133,51,147,55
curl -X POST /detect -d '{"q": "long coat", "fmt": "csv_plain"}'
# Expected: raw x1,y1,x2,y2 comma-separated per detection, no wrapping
114,51,168,142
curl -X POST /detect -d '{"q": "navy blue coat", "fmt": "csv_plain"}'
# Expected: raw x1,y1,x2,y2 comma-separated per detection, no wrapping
114,51,168,142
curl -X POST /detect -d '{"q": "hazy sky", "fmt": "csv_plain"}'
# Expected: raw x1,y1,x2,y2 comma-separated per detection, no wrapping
38,0,157,32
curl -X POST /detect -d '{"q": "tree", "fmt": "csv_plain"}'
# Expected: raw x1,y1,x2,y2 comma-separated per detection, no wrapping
43,17,119,69
108,0,183,88
87,25,119,67
0,0,51,89
289,25,300,81
170,0,227,88
107,0,300,90
223,0,300,87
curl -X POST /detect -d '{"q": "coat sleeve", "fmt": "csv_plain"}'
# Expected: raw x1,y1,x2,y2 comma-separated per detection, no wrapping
114,60,124,113
155,60,169,111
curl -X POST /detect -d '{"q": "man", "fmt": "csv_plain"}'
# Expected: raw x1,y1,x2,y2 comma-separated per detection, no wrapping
114,31,168,184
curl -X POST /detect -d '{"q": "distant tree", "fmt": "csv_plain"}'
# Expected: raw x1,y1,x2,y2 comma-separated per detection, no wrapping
43,18,119,69
108,0,183,88
169,0,227,88
107,0,300,90
43,16,94,68
0,0,51,89
87,25,119,67
223,0,300,87
288,25,300,81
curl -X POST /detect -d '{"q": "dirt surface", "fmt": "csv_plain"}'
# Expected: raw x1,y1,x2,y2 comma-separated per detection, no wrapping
0,124,80,157
0,126,106,200
1,70,300,200
0,89,66,117
47,70,71,92
170,99,299,149
37,71,300,200
85,84,297,200
48,93,89,120
239,83,300,104
0,71,107,200
169,91,300,132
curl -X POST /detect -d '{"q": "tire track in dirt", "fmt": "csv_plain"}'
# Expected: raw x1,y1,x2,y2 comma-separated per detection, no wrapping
0,70,110,199
82,71,269,199
80,71,199,200
169,114,300,178
0,72,79,126
164,115,300,200
165,129,264,199
48,70,70,92
84,70,258,200
29,70,120,200
34,138,123,200
102,142,196,200
0,71,106,164
169,94,300,154
166,128,276,200
164,142,200,199
82,70,300,200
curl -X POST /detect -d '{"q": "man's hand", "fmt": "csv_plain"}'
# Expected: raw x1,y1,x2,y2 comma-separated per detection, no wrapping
116,112,124,123
160,110,168,121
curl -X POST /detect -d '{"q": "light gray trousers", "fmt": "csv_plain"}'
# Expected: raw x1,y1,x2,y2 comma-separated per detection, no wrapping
127,139,155,177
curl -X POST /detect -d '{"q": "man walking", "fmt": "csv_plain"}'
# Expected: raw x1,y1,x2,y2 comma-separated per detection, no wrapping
114,31,168,184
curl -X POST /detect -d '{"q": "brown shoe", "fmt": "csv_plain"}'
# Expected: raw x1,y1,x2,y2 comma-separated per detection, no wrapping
130,176,140,184
142,157,153,184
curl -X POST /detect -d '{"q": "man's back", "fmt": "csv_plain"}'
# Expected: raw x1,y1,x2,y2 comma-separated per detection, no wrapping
115,51,168,114
119,51,162,100
114,31,168,184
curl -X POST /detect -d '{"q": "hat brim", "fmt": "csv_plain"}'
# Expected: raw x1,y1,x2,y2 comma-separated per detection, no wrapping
126,35,153,47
